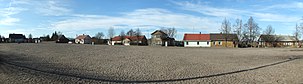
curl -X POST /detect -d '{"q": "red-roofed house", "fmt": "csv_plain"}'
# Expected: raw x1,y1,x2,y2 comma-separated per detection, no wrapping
183,34,211,47
110,35,148,46
75,34,92,44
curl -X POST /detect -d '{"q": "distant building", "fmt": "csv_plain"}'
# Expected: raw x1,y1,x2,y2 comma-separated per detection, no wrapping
183,34,211,47
259,35,299,48
9,34,26,43
75,34,92,44
0,37,5,43
149,30,175,46
210,33,238,48
56,35,69,43
110,35,148,45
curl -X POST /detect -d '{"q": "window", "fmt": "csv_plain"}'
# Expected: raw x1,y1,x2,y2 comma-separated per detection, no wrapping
207,41,209,45
219,41,222,45
186,42,189,45
213,41,216,45
197,42,199,45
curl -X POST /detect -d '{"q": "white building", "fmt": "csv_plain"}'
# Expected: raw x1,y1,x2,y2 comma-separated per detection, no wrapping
75,34,92,44
183,34,211,47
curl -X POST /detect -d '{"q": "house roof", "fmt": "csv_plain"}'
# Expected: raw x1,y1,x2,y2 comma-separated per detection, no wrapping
151,30,167,35
9,34,25,39
76,35,91,39
210,33,238,41
111,36,146,41
260,35,298,42
183,34,210,41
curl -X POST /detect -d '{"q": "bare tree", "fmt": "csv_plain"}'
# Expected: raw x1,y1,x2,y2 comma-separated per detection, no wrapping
220,18,232,34
220,18,232,47
135,28,142,45
294,24,301,40
294,24,301,47
135,28,142,36
243,16,261,47
108,27,115,39
263,25,275,35
120,30,125,41
161,27,177,38
126,29,136,36
94,32,104,39
262,25,275,47
233,19,243,47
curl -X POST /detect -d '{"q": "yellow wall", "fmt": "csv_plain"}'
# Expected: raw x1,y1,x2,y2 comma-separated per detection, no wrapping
211,41,236,48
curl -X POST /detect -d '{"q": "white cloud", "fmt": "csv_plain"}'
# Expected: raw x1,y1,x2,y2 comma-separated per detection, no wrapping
252,13,299,22
172,1,246,18
0,17,19,25
173,1,301,23
0,3,26,25
51,8,220,33
36,0,72,16
261,2,303,10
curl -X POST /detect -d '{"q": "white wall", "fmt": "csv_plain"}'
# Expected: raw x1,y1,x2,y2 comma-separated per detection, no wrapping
184,41,211,47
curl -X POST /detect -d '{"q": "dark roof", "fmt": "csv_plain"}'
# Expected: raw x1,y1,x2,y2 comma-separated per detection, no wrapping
210,33,238,41
151,30,167,35
111,36,146,41
260,35,298,42
9,34,25,39
183,34,210,41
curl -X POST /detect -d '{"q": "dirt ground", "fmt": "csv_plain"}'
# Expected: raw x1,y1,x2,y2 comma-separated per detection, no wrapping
0,43,303,84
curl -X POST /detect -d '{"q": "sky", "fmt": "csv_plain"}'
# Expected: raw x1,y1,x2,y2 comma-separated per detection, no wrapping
1,0,303,40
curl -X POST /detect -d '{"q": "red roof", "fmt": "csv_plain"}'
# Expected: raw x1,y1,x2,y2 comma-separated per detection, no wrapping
111,36,146,41
183,34,210,41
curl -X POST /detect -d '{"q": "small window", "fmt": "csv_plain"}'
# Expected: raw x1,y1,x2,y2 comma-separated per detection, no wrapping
213,41,216,45
219,41,222,45
207,41,209,45
197,42,199,45
186,42,189,45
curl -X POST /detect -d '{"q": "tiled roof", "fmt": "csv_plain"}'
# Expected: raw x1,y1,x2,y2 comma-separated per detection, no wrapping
111,36,146,41
210,33,238,41
183,34,210,41
76,35,91,39
260,35,298,42
151,30,167,35
9,34,25,39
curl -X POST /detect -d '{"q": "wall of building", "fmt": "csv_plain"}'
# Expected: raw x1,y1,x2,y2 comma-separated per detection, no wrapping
184,41,211,47
211,41,236,48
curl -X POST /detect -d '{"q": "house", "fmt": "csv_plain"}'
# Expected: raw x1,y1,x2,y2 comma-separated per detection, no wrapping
75,34,92,44
32,38,41,43
0,37,5,43
259,35,299,48
110,35,148,45
210,33,238,48
9,34,26,43
56,35,69,43
149,30,175,46
183,34,211,47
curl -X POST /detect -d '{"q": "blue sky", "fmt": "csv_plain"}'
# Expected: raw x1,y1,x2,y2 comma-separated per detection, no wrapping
1,0,303,40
